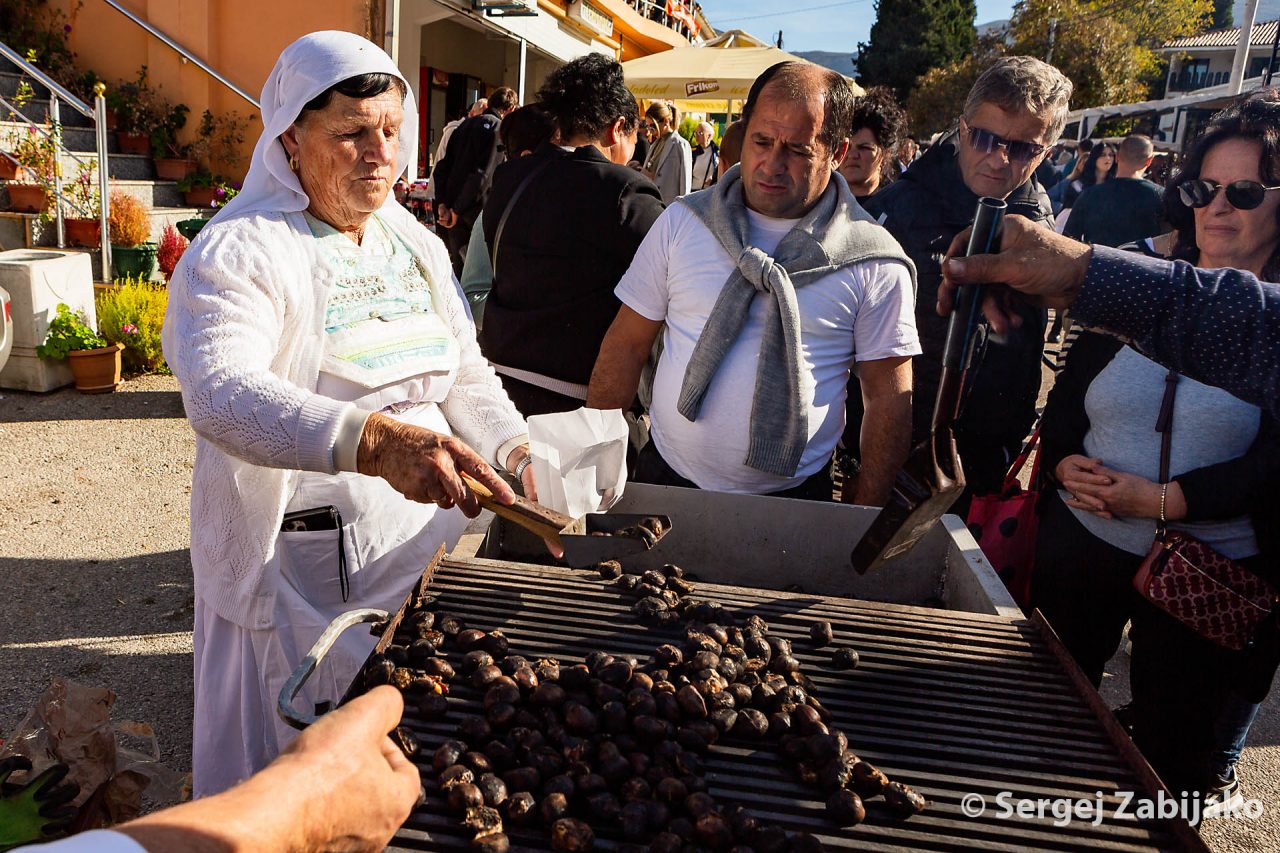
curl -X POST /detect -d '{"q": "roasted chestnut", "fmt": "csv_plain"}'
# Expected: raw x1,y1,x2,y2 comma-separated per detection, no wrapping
809,621,834,647
550,817,595,852
433,740,467,773
504,791,536,825
850,760,889,798
476,773,508,807
884,781,927,818
440,764,476,787
598,560,623,580
832,647,860,670
448,782,484,813
827,789,866,825
540,792,571,826
456,628,487,651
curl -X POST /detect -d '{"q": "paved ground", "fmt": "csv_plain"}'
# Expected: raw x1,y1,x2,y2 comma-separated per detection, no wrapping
0,372,1277,849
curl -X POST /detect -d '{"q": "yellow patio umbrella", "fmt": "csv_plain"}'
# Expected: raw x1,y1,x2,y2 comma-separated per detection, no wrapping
622,29,862,117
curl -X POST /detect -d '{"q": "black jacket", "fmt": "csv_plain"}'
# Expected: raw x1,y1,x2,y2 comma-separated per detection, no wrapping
433,108,504,220
875,133,1053,451
479,144,665,386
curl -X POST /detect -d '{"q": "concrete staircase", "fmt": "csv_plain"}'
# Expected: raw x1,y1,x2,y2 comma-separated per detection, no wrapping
0,54,212,281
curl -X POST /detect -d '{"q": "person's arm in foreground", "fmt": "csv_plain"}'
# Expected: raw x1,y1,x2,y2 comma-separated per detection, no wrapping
587,306,663,410
849,356,912,506
938,215,1280,417
116,687,418,853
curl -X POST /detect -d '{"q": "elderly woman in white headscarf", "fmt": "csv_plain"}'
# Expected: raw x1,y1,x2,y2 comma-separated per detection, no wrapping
162,31,535,797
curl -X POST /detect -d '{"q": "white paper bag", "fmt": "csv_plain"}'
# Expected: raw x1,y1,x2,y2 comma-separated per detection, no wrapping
528,408,629,518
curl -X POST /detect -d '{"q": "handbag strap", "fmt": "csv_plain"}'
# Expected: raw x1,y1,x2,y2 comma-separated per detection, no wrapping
490,158,554,282
1002,424,1042,491
1154,370,1179,536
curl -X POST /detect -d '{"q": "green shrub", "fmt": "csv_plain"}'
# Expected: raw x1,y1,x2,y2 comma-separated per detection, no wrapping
96,276,169,373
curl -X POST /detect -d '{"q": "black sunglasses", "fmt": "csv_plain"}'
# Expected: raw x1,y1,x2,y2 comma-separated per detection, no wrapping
1179,178,1280,211
964,125,1047,164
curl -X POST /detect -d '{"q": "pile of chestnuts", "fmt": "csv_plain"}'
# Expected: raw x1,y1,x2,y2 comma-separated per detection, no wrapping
356,563,926,852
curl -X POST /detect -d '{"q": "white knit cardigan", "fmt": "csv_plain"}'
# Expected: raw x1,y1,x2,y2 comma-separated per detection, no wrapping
162,203,526,630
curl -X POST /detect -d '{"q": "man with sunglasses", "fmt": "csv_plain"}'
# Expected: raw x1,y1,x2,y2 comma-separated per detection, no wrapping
867,56,1073,507
1063,134,1165,247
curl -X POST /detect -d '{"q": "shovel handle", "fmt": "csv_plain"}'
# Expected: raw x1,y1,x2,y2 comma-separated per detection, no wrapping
461,472,572,546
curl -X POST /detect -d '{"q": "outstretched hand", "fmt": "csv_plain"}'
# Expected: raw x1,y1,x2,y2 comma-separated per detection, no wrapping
938,214,1093,334
358,413,515,516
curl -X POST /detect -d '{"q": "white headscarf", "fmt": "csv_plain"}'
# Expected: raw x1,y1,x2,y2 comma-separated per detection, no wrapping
212,30,417,222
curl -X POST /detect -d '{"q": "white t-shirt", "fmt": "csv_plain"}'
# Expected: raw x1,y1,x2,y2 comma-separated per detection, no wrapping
616,203,920,494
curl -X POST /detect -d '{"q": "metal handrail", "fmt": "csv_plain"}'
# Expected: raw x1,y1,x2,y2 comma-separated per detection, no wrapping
0,39,111,274
99,0,260,110
0,42,93,118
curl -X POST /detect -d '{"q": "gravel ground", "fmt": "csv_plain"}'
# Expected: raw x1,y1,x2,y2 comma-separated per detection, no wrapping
1,372,1276,850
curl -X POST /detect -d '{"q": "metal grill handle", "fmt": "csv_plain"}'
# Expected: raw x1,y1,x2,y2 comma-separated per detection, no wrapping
277,608,389,731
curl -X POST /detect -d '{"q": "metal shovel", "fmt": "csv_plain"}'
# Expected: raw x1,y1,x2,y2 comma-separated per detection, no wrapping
850,196,1006,574
462,473,672,567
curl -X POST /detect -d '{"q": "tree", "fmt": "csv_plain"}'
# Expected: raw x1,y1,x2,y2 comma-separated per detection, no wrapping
905,0,1214,136
856,0,978,101
1211,0,1233,29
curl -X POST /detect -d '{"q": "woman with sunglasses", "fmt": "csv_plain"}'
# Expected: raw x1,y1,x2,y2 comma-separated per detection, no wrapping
1034,89,1280,817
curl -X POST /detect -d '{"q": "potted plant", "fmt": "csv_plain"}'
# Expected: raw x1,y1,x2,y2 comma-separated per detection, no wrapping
3,121,59,214
151,102,194,180
0,153,17,181
177,170,240,209
108,190,156,279
97,275,170,374
61,161,101,246
36,303,124,393
109,67,162,156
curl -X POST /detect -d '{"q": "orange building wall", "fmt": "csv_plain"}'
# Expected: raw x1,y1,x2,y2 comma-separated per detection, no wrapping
56,0,378,176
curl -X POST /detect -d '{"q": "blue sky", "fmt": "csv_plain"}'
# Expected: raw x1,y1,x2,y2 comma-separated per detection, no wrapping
697,1,1019,53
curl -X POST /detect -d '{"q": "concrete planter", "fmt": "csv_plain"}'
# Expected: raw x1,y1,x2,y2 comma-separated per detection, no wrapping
68,342,124,393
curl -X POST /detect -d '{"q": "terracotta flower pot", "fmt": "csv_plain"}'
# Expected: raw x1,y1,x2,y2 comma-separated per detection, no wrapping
116,131,151,156
183,186,220,208
6,183,48,213
68,342,124,393
64,217,101,247
154,157,197,181
104,107,119,131
0,157,18,180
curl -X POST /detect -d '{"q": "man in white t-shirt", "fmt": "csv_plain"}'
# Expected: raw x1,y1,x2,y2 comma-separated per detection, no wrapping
587,63,919,505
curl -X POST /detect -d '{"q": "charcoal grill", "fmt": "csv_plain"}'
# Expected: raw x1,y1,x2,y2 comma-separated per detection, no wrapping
289,547,1209,853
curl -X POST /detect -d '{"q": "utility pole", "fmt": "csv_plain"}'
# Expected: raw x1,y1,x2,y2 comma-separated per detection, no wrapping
1046,18,1058,65
1229,0,1260,94
775,30,783,49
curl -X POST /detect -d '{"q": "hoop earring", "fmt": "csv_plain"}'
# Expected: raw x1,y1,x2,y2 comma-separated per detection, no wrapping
289,155,299,172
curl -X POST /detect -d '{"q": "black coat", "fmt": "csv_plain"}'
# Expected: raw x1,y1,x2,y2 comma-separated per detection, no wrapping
479,144,665,386
433,108,503,220
874,133,1053,453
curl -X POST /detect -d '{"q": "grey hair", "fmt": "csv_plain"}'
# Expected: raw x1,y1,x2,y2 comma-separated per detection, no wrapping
963,56,1074,141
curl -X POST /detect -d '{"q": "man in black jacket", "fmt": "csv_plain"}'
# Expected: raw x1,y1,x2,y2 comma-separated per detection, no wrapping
435,86,518,273
479,54,665,417
869,55,1072,505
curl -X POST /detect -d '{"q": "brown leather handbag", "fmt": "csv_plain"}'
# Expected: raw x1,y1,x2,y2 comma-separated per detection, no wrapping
1132,371,1278,651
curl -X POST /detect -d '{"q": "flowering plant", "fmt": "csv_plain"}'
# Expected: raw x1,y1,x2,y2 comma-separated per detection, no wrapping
36,303,107,359
97,276,169,373
61,160,99,219
5,121,60,190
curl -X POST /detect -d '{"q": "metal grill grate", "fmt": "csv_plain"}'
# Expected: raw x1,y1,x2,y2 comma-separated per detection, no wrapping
374,555,1207,852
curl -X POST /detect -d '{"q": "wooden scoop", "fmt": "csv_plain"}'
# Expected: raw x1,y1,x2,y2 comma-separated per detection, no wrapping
461,473,672,566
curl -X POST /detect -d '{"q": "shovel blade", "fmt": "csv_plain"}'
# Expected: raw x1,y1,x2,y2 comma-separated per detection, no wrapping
559,513,674,568
850,432,964,574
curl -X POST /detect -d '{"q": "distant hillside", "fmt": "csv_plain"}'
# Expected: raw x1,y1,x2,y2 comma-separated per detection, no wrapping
976,18,1009,38
794,50,857,78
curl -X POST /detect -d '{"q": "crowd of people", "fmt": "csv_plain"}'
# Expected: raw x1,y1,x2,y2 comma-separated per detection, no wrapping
18,24,1280,852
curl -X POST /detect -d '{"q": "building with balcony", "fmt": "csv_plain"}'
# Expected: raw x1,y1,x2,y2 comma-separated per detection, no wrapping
1159,18,1279,96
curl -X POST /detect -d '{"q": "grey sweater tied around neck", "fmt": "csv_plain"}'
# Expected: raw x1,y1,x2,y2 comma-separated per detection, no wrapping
675,165,916,477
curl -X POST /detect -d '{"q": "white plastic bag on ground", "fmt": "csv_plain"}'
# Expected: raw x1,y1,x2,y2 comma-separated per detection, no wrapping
528,408,629,518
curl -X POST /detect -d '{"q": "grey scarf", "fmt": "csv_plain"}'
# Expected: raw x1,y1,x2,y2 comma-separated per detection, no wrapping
676,165,916,477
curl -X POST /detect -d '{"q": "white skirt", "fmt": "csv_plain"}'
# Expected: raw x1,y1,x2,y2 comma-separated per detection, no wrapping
191,402,468,797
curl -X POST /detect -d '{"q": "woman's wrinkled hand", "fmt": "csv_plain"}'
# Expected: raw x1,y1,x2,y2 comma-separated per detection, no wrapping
1056,454,1115,518
357,413,514,516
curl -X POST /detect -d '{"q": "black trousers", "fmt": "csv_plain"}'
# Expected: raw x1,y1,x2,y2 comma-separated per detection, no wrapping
1032,488,1266,794
498,374,583,420
633,441,833,502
